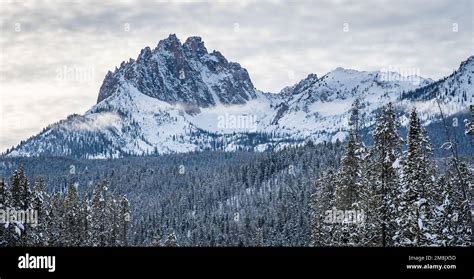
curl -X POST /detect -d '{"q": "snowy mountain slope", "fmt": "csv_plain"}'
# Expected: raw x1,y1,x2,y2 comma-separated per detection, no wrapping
396,55,473,124
4,35,473,158
264,67,434,143
7,81,285,158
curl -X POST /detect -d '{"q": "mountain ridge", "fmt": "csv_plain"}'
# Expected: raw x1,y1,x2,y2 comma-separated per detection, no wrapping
4,35,473,158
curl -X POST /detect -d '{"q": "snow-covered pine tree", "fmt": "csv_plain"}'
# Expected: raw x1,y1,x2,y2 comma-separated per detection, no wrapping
117,196,130,246
282,177,305,246
0,179,11,246
90,180,109,246
0,179,8,207
9,166,31,246
253,227,264,247
63,184,82,246
151,232,162,247
358,158,381,247
108,197,119,246
397,109,438,246
28,178,49,246
365,103,403,247
310,169,337,246
332,99,366,246
436,159,472,246
10,165,30,211
335,99,365,207
164,231,179,247
80,198,92,246
46,192,63,246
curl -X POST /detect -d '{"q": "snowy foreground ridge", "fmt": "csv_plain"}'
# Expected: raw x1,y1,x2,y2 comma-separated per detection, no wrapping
6,35,474,158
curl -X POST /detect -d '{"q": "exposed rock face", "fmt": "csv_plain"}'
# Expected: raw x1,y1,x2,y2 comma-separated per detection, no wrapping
97,34,256,107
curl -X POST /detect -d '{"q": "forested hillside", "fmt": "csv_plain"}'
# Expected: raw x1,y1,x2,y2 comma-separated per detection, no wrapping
0,142,343,246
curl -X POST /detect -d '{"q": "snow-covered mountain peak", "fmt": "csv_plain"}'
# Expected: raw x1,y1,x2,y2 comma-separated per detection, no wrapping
97,34,257,107
331,66,359,74
280,73,318,97
280,66,431,108
457,55,474,74
156,33,182,51
397,54,473,121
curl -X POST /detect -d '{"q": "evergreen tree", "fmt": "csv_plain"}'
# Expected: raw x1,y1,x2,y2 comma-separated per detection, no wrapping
46,192,63,246
332,100,366,246
151,233,162,247
0,179,11,246
80,199,92,246
436,159,472,246
0,179,8,207
335,99,365,207
90,180,110,246
108,198,119,246
253,227,264,247
10,165,30,210
358,157,381,246
164,231,179,247
365,103,403,247
117,196,130,246
9,166,31,246
310,169,336,246
397,109,438,246
28,178,49,246
63,184,82,246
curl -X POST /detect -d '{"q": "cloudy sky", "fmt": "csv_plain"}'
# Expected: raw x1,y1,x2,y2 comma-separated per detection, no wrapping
0,0,472,152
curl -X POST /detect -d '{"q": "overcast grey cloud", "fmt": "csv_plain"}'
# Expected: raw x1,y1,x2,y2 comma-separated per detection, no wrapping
0,0,473,152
